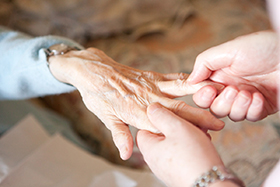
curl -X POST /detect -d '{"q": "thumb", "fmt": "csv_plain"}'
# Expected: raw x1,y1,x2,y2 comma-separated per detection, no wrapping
136,130,163,154
147,103,190,137
188,42,237,84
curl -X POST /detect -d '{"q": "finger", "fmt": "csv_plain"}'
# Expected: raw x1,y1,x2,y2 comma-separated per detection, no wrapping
229,90,252,121
246,92,266,121
158,100,225,131
109,121,134,160
199,127,212,139
136,130,165,166
136,130,164,155
193,85,218,108
210,86,238,118
188,42,236,84
157,79,224,97
161,72,189,81
147,103,192,136
119,102,160,134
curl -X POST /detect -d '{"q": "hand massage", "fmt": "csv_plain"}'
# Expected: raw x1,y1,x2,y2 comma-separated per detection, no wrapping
0,0,280,186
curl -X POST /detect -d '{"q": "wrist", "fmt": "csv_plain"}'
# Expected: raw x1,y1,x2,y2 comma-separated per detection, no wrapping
192,165,245,187
48,55,77,85
210,180,242,187
45,43,81,85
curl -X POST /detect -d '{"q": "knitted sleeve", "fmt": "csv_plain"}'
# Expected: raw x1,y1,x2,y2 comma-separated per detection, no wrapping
0,26,84,100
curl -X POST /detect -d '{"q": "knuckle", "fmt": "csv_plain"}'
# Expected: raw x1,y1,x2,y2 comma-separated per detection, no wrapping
112,130,127,140
172,100,188,114
111,126,130,143
174,79,187,87
178,72,189,79
87,47,101,53
142,71,160,80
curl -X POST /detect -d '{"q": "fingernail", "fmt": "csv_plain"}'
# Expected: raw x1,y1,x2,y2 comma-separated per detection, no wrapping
148,103,162,115
224,88,238,100
213,84,225,93
236,93,250,106
202,88,215,101
119,144,128,160
187,74,194,82
251,97,262,107
150,126,161,134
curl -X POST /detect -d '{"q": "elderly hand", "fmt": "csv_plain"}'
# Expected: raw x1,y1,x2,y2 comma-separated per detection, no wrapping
48,47,224,160
188,31,279,122
136,103,240,187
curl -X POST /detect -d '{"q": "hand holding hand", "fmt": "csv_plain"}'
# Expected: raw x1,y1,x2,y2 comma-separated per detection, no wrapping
188,31,279,122
137,103,232,187
48,47,224,160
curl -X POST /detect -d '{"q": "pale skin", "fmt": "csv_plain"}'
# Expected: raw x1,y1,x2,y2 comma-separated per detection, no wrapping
45,5,280,187
188,31,279,122
137,32,280,187
48,48,225,160
136,1,280,187
187,30,280,186
137,103,239,187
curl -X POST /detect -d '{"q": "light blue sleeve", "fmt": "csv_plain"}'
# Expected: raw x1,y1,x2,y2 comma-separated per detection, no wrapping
0,26,84,100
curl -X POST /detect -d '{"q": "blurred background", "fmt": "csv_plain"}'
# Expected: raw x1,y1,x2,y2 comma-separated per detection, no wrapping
1,0,279,186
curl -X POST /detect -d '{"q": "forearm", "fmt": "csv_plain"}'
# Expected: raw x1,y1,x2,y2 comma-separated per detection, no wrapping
0,26,83,100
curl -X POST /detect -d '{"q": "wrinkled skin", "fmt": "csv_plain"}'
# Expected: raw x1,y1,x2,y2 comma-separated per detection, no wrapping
49,47,224,160
188,31,280,122
137,103,238,187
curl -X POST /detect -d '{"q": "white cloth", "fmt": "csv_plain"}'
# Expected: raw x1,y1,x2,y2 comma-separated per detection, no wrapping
0,115,166,187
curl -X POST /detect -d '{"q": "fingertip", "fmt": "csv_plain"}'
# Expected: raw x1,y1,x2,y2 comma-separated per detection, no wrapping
193,86,217,108
213,119,225,130
229,90,252,122
147,103,163,116
246,92,266,121
210,86,238,118
203,112,225,131
186,73,195,83
111,126,134,160
119,144,131,160
119,138,134,160
136,130,147,141
147,103,166,132
212,83,225,94
136,130,150,148
188,59,212,84
187,72,202,84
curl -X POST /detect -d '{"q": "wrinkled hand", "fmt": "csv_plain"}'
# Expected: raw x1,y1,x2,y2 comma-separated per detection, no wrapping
136,103,233,187
49,47,224,160
188,31,279,122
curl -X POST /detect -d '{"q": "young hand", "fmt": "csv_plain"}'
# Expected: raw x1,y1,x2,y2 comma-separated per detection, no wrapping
136,103,228,187
188,31,279,122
